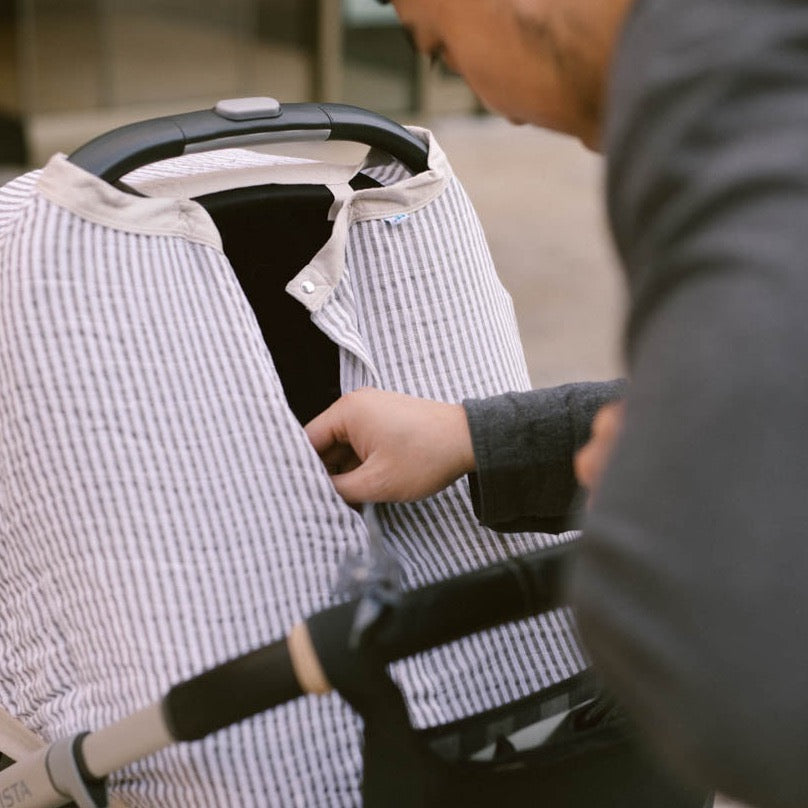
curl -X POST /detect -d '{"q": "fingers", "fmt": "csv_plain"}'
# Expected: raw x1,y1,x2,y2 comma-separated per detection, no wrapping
304,388,473,504
330,464,383,505
574,401,626,505
316,442,358,476
573,441,599,492
304,404,344,456
304,392,379,500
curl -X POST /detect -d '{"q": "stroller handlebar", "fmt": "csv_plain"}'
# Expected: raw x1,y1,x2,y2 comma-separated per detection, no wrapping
0,542,575,808
67,98,431,186
163,541,573,744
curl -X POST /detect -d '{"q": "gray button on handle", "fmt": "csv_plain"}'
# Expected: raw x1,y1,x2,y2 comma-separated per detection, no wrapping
215,97,282,121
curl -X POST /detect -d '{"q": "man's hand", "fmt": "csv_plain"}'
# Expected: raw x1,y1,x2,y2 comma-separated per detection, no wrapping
304,388,476,504
574,400,625,506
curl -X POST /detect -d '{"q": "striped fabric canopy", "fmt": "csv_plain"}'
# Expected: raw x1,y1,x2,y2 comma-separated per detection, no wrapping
0,130,584,806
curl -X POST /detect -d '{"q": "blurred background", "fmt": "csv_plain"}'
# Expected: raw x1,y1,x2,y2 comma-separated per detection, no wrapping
0,0,624,385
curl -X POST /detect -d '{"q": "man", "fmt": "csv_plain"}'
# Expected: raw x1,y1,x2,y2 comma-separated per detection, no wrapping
307,1,808,806
307,0,630,527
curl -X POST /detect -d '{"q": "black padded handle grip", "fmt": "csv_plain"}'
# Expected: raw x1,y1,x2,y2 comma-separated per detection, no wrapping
373,545,572,662
162,638,302,742
68,101,430,184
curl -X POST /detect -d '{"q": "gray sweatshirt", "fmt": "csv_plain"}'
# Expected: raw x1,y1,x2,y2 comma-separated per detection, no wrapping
467,0,808,805
464,381,626,533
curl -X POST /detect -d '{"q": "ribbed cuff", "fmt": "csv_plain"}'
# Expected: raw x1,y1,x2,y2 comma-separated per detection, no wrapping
463,381,626,533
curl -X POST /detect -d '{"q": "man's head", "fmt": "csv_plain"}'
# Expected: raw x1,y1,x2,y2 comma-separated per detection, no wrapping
383,0,635,148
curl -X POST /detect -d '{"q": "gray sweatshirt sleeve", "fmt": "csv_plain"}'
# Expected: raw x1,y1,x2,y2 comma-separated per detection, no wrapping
573,1,808,806
463,380,626,533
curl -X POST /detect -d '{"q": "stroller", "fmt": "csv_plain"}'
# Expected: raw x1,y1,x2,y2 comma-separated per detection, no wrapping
0,98,709,807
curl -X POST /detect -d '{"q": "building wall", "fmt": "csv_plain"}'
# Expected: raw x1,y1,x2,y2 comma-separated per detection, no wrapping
1,0,475,164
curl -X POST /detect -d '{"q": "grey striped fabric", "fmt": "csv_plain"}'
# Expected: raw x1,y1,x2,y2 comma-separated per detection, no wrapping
0,131,585,807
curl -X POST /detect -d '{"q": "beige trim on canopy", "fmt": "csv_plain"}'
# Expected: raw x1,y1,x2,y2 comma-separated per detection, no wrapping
36,127,452,314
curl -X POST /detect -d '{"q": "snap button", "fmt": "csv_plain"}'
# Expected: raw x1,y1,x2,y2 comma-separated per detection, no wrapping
301,280,316,295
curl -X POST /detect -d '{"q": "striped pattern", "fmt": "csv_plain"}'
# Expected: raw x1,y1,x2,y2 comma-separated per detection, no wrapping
0,171,40,239
0,140,584,806
318,172,585,728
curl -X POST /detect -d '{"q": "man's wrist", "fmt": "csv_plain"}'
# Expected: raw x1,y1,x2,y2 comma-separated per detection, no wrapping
447,402,476,478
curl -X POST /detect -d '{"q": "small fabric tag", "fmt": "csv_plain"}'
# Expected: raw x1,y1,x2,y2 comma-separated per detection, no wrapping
383,213,410,226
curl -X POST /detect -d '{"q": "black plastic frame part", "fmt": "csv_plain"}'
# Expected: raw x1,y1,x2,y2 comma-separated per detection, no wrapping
157,544,572,745
68,103,430,186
